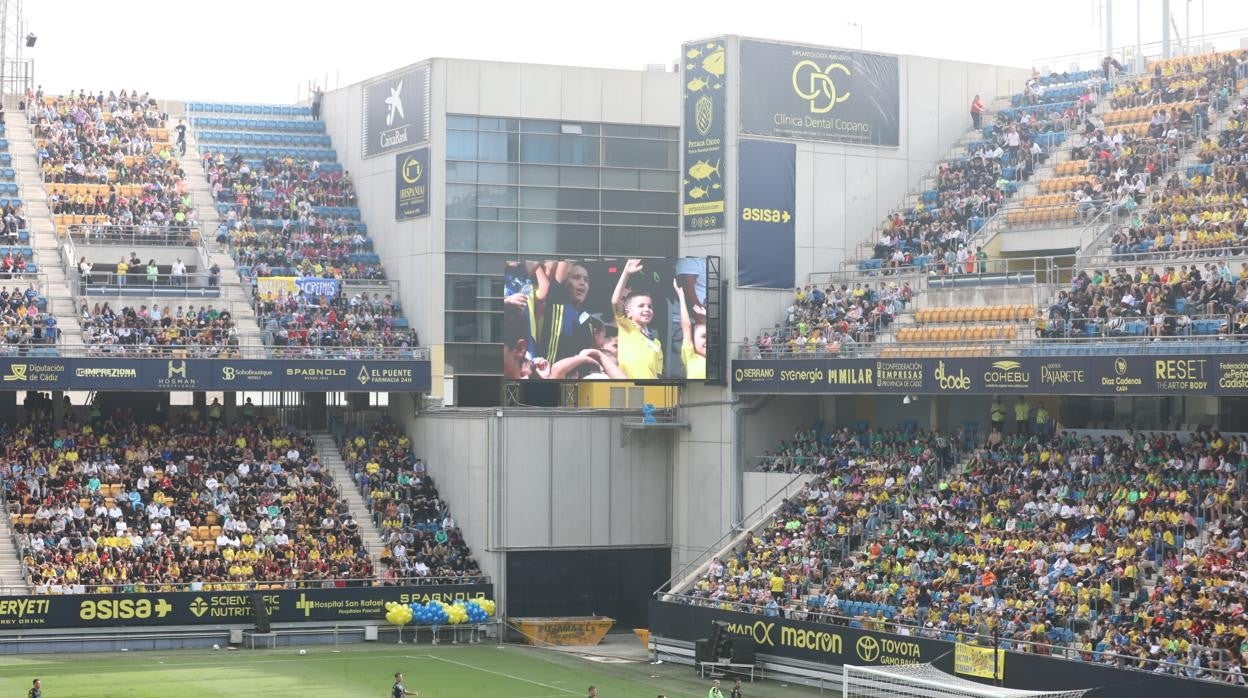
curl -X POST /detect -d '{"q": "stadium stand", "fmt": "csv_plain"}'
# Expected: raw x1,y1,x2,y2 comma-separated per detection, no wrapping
188,101,420,356
78,302,238,357
29,88,197,240
336,421,484,583
682,424,1248,682
738,282,913,358
4,412,375,593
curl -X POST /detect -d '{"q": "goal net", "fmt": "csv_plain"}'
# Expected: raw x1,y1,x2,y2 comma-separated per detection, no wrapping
843,663,1092,698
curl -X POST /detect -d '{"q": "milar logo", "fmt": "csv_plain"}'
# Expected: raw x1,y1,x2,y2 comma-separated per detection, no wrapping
983,360,1029,388
934,361,971,390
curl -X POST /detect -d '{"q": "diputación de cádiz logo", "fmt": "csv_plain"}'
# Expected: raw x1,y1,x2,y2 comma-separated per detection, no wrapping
792,60,851,114
401,155,423,185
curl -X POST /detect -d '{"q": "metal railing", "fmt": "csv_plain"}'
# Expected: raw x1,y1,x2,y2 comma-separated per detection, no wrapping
657,469,812,595
60,222,204,247
27,341,429,361
74,270,223,296
735,331,1248,361
8,574,490,596
656,592,1246,686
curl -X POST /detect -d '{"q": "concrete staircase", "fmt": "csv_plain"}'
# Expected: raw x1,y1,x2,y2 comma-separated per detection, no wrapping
0,513,28,594
313,433,386,562
9,111,85,352
168,107,264,349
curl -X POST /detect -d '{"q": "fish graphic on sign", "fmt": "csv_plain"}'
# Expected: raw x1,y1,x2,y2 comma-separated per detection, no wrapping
688,159,721,181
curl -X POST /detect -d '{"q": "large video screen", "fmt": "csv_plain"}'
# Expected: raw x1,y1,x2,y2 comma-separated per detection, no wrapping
503,258,710,382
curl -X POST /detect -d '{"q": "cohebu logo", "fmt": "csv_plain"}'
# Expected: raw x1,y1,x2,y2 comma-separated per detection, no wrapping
792,60,851,114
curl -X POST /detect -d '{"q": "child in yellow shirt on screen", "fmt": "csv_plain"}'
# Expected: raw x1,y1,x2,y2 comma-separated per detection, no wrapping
673,279,706,379
612,258,663,379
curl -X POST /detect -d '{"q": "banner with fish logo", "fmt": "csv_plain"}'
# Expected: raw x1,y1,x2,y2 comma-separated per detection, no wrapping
681,38,727,233
739,39,899,147
737,139,796,288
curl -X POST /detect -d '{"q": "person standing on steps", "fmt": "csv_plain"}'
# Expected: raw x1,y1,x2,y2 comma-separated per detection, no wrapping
175,118,187,157
970,94,985,130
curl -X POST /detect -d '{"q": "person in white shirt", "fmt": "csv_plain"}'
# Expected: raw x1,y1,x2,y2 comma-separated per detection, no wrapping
175,517,191,533
171,258,186,286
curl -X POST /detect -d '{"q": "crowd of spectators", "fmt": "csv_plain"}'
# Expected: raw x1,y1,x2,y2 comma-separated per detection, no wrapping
30,88,194,230
868,76,1091,275
4,410,375,592
0,283,57,352
338,421,483,584
1110,52,1247,110
79,302,238,358
205,152,380,280
255,288,418,358
740,282,912,358
1039,260,1248,339
1109,101,1248,259
684,423,1248,682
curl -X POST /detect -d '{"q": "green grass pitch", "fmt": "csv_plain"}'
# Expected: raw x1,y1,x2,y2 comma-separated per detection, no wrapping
0,642,828,697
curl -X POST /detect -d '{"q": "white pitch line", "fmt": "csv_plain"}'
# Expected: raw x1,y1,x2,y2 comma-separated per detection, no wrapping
405,654,580,695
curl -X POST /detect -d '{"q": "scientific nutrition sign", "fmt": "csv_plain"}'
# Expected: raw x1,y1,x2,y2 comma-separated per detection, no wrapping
0,585,492,630
681,37,728,233
740,39,900,146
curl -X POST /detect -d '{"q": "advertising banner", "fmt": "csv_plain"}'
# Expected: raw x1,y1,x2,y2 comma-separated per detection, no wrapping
395,147,431,220
255,276,298,298
362,65,431,158
0,358,432,392
649,600,944,668
740,39,900,146
681,38,727,233
502,258,710,381
0,584,492,631
737,139,796,289
732,354,1248,396
955,643,1005,680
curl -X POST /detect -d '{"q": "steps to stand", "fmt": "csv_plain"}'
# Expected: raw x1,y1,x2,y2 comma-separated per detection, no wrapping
313,433,386,563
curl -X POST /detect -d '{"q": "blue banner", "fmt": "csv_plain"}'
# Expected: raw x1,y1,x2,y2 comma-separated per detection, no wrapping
0,358,432,392
681,38,727,233
396,147,431,220
294,277,341,297
737,139,796,288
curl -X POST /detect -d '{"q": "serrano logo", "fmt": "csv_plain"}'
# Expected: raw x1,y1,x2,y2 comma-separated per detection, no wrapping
792,60,851,114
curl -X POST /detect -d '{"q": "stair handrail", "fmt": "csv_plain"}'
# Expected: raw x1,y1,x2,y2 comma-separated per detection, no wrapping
655,468,813,596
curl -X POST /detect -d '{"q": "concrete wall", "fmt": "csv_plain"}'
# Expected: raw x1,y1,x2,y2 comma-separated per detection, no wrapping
397,407,675,611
